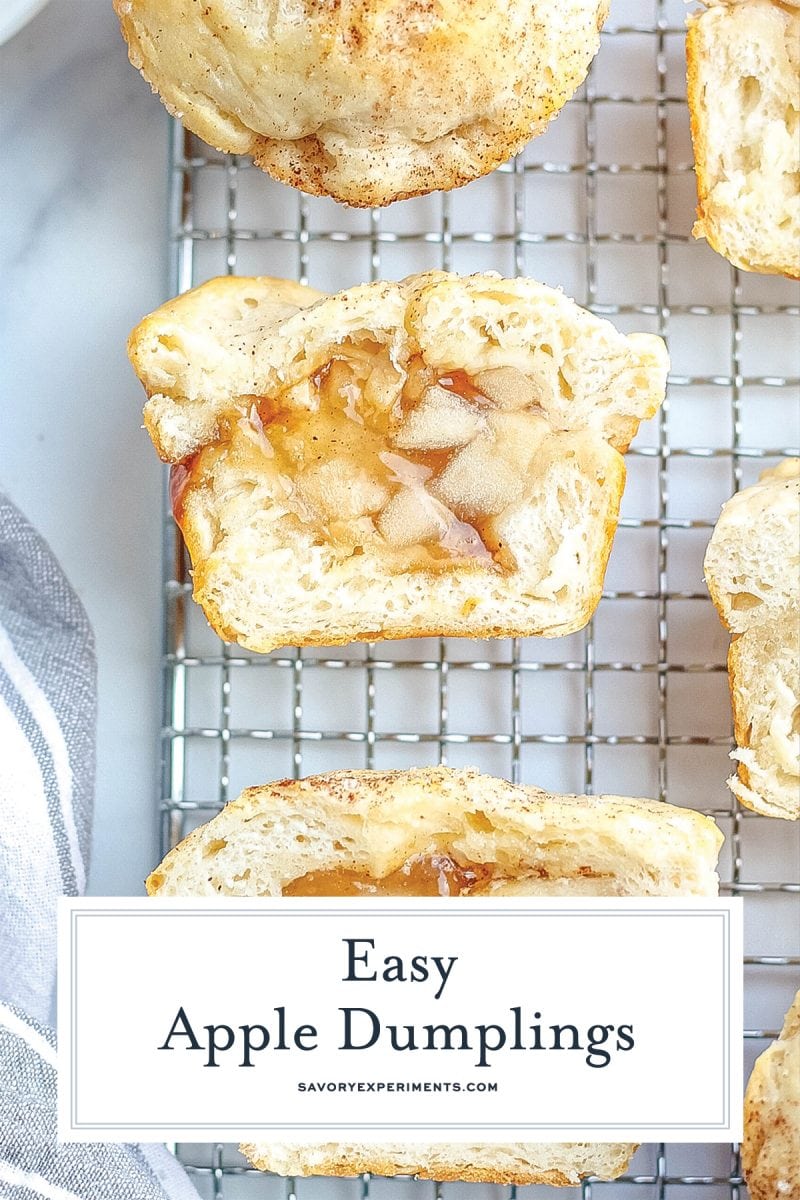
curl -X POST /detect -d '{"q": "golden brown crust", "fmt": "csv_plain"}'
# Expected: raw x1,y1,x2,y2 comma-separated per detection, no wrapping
115,0,610,206
686,15,711,246
250,118,544,210
742,991,800,1200
146,765,723,898
728,633,755,794
187,565,617,648
240,1140,634,1185
726,627,800,820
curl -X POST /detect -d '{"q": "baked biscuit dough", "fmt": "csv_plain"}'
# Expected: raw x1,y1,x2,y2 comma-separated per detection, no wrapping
704,461,800,820
687,0,800,277
147,765,722,1186
147,767,723,899
242,1142,635,1186
114,0,609,206
742,990,800,1200
129,271,668,654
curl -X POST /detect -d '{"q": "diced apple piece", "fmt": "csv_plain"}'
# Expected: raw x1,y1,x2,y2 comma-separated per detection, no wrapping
324,358,355,400
394,385,485,451
376,487,443,547
328,515,377,551
472,366,541,411
487,410,551,476
298,460,388,521
364,360,403,412
283,377,317,412
431,437,525,519
403,358,438,405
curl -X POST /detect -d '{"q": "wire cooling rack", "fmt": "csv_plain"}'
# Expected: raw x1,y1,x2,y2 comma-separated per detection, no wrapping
160,0,800,1195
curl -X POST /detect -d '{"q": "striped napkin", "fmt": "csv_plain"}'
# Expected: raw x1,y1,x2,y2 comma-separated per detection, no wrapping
0,495,200,1199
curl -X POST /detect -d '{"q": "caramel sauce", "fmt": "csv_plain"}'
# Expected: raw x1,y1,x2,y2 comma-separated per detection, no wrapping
400,447,453,477
169,457,197,525
283,853,495,897
195,349,543,571
250,356,493,567
437,370,485,403
261,375,389,477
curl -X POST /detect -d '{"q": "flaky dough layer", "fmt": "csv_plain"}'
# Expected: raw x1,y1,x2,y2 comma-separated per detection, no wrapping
115,0,609,206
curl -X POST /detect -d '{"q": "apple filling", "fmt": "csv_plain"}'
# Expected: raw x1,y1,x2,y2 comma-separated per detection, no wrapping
283,852,498,897
176,349,551,573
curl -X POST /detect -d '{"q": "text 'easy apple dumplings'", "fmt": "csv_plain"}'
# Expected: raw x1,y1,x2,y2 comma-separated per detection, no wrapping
148,765,723,1185
114,0,610,207
129,271,668,653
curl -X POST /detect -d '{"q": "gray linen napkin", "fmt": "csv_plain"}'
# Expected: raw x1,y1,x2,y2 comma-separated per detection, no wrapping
0,495,201,1200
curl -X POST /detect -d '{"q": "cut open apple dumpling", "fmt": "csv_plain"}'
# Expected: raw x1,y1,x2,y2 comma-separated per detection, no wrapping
129,271,668,652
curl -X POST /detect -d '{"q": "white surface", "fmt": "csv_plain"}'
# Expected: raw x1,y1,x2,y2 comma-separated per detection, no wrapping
0,0,168,895
0,0,50,47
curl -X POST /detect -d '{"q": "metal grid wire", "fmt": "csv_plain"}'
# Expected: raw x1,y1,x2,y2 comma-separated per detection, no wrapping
160,0,800,1195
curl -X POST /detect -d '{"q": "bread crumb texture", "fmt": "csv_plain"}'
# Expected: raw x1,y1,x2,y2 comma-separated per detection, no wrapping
704,460,800,820
146,766,723,899
742,990,800,1200
128,272,668,653
687,0,800,276
114,0,609,206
